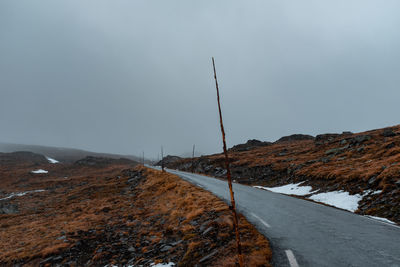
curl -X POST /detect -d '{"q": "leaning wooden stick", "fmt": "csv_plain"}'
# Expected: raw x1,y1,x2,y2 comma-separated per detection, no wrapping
191,144,195,173
161,146,165,172
212,57,244,267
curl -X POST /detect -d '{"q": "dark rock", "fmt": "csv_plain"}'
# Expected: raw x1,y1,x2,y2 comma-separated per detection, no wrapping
325,146,348,155
56,235,67,240
385,142,395,149
315,133,340,145
199,250,218,263
202,226,214,236
189,220,199,226
101,207,111,213
284,158,295,162
0,202,19,214
230,139,271,152
383,128,396,137
342,131,353,135
368,176,377,185
170,240,183,246
276,134,314,143
160,245,173,252
349,135,371,145
321,157,331,163
157,155,182,166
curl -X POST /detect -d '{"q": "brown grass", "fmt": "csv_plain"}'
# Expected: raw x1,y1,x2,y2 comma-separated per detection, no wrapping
0,160,271,266
137,167,272,266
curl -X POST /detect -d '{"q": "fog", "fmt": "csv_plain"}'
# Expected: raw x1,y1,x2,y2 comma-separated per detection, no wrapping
1,0,400,158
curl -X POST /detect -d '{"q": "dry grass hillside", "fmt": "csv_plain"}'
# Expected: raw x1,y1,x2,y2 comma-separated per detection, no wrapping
0,153,271,266
165,125,400,224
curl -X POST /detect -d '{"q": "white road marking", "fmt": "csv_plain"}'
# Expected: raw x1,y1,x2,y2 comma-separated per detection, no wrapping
251,212,271,228
285,250,299,267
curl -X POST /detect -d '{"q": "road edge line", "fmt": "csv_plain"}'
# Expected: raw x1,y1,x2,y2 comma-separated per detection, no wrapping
251,212,271,228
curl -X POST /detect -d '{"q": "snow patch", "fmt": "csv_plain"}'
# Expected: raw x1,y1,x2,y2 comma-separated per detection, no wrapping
363,189,382,195
365,215,397,225
0,190,45,201
254,182,315,196
46,157,59,164
309,191,363,212
31,169,48,174
255,182,396,224
371,190,382,195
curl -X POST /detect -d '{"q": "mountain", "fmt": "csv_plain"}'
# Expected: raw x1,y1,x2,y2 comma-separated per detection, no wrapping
0,143,142,163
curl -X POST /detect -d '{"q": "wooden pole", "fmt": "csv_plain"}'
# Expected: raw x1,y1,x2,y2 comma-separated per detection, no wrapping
212,57,244,267
191,144,195,173
161,146,165,172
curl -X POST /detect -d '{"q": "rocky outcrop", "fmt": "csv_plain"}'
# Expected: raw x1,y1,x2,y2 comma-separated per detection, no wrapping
314,133,341,145
157,155,183,166
276,134,314,143
229,139,271,152
382,127,397,137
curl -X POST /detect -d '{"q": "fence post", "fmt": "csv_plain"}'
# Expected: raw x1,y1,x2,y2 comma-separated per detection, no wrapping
191,144,195,173
161,146,165,172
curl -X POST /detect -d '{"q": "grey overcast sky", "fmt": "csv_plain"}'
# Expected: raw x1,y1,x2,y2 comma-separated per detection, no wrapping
1,0,400,158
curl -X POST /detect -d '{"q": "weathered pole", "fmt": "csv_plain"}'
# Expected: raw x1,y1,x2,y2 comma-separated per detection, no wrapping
212,57,244,267
161,146,165,172
191,144,195,173
142,151,145,166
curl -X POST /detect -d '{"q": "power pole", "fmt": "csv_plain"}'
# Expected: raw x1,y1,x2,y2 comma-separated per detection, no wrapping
142,151,145,166
212,57,244,267
191,144,195,173
161,146,165,172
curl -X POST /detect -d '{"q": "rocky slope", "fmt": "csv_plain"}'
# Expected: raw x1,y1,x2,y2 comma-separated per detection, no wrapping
0,152,271,266
164,125,400,224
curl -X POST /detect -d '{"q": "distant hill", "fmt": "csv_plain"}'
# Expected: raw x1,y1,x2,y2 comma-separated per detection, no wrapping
0,151,49,166
0,143,141,163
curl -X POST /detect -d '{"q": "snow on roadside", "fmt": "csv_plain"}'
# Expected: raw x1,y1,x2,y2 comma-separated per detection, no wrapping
0,190,45,201
254,182,315,196
309,191,363,212
365,215,397,225
254,183,382,213
31,169,48,174
46,157,59,164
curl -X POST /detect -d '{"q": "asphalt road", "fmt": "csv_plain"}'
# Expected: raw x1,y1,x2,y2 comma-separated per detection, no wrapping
161,168,400,267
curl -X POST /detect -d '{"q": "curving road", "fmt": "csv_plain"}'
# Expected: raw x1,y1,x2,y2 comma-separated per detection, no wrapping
161,168,400,267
